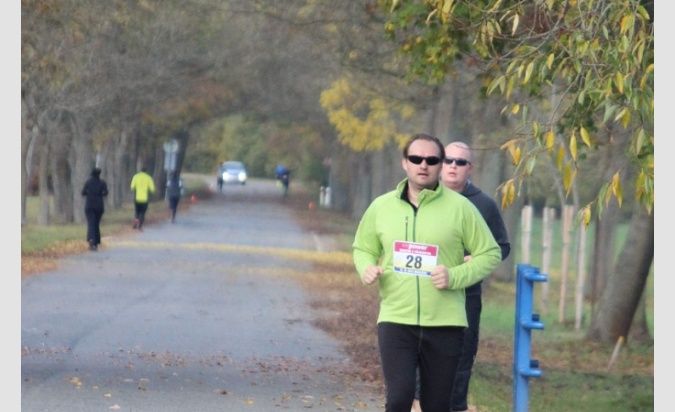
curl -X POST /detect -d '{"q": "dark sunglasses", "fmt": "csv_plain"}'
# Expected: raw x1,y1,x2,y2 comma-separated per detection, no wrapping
443,157,471,166
407,155,442,166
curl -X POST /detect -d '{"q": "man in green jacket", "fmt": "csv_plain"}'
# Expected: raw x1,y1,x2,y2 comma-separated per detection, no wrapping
352,133,501,412
130,167,156,231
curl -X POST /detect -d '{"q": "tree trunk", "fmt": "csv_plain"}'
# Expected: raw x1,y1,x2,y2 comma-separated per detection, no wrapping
629,277,653,343
589,204,618,307
50,113,75,223
350,152,372,220
50,146,74,223
68,113,94,224
328,144,352,213
37,128,50,225
104,127,132,209
21,96,34,225
587,207,654,343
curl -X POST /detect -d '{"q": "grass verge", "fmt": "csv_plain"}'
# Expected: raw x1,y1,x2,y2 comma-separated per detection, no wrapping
21,173,212,277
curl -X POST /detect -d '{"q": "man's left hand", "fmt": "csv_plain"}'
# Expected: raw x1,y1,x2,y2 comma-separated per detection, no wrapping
430,265,449,289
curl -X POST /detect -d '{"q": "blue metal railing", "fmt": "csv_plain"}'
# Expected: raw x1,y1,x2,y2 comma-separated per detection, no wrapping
513,264,547,412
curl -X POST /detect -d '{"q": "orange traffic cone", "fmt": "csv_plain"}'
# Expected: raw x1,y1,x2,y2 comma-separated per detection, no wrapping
190,194,198,204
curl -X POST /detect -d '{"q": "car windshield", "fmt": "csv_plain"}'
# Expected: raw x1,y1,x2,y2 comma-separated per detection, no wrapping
221,161,245,171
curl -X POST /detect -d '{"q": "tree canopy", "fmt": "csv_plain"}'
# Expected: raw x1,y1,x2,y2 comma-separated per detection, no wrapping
380,0,654,222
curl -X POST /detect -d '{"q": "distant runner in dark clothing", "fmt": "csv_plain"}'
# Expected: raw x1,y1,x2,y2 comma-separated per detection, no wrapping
166,172,183,223
81,167,109,251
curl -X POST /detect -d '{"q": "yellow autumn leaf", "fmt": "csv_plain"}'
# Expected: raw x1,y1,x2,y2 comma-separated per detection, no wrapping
508,179,516,205
442,0,454,16
556,145,565,169
620,14,633,35
563,163,576,195
611,172,623,207
546,53,554,69
582,205,592,226
569,132,578,161
580,126,592,147
614,107,627,124
511,14,519,35
621,109,631,128
615,72,624,94
499,138,518,150
511,103,520,114
545,130,555,151
390,0,400,12
501,180,515,209
635,170,646,198
513,146,522,165
522,61,534,84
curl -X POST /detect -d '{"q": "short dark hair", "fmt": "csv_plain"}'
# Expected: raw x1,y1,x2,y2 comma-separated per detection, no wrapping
403,133,445,159
91,167,102,177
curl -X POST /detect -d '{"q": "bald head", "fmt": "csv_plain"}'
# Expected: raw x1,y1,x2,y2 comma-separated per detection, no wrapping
442,141,474,192
445,141,473,163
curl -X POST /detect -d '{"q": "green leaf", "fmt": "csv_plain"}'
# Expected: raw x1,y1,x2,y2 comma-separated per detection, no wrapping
634,128,646,154
487,75,506,95
603,104,617,123
525,156,536,175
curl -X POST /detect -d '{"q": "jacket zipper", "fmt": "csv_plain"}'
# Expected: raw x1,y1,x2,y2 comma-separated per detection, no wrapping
403,192,422,325
407,208,421,325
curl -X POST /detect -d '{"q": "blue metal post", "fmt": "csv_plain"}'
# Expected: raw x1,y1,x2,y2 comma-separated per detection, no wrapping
513,264,547,412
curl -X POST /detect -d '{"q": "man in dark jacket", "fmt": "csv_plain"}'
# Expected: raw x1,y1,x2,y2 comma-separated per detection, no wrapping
412,141,511,412
444,141,511,412
165,171,183,223
81,167,109,251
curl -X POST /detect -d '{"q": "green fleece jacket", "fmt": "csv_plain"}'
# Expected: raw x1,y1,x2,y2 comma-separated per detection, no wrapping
353,179,501,327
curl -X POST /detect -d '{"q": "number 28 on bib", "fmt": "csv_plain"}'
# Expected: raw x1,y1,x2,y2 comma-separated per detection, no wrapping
392,240,439,277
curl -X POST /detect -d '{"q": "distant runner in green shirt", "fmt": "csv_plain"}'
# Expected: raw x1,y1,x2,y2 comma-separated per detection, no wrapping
130,167,156,231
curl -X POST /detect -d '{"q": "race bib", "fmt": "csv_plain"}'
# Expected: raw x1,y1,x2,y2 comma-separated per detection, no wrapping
393,240,439,276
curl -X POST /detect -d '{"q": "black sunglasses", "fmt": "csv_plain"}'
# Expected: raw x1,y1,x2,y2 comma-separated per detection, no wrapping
407,155,442,166
443,157,471,166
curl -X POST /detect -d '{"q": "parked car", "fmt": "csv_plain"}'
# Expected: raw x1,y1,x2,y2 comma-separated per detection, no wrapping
217,161,247,189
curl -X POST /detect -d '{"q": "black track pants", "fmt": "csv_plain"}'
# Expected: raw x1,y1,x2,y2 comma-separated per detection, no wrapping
378,322,464,412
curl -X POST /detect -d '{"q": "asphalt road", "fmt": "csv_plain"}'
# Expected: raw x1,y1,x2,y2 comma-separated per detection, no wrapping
22,179,383,412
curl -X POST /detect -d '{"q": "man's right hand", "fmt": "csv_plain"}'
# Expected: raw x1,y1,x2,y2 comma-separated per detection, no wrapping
362,265,384,285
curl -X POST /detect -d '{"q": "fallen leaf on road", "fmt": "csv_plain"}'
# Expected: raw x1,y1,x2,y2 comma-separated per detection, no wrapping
69,377,82,387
